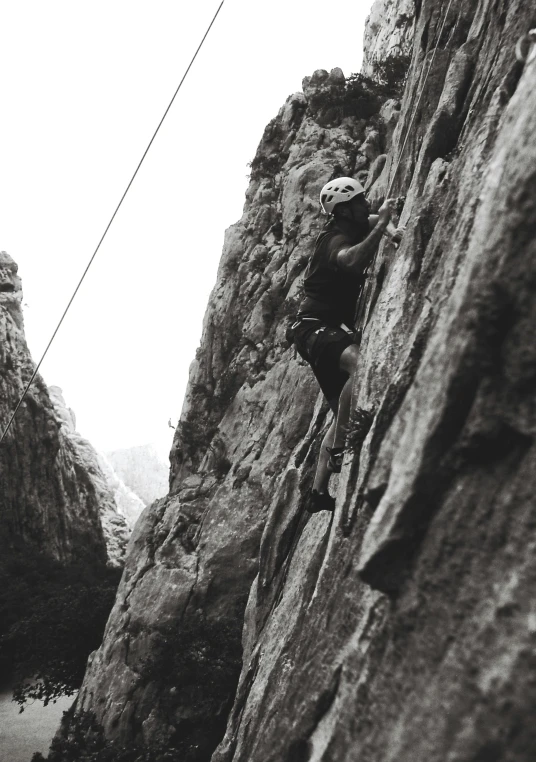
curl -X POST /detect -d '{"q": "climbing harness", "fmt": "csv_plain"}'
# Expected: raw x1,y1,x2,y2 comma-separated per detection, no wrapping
515,29,536,65
0,1,225,447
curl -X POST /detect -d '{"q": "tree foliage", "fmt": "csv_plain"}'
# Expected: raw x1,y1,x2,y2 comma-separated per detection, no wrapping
308,57,411,127
34,616,244,762
0,552,121,710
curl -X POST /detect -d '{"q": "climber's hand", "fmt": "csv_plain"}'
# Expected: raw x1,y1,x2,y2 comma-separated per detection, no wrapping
390,226,406,244
378,198,396,226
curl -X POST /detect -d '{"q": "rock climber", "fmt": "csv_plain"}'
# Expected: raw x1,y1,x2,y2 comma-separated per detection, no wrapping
291,177,404,513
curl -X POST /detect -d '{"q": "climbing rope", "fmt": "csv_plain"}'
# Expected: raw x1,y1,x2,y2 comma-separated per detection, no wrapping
0,1,225,447
353,0,457,334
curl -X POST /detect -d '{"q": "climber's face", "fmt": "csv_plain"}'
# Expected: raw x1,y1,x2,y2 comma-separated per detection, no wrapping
348,193,370,225
336,193,369,234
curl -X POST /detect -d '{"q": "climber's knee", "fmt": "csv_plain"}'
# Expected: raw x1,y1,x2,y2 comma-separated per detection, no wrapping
339,343,359,375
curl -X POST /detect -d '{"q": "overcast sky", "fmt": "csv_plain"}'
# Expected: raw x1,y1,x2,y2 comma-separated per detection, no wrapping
0,0,375,460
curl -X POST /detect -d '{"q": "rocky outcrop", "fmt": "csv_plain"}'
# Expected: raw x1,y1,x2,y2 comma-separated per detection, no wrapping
71,65,391,759
212,2,536,760
97,452,146,529
0,257,129,567
65,0,536,760
48,386,134,563
362,0,414,79
106,444,168,507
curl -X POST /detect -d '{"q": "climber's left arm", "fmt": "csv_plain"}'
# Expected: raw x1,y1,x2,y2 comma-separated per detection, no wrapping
369,215,405,244
368,214,380,228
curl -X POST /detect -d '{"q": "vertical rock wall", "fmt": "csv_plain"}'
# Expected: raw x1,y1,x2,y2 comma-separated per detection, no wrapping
48,385,134,564
0,253,129,567
105,445,168,507
213,0,536,760
362,0,414,78
68,0,536,760
72,68,395,759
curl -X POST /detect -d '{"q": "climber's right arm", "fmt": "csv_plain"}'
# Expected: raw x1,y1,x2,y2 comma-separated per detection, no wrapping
336,199,396,275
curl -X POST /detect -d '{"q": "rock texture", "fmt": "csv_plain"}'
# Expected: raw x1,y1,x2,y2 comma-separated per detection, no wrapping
97,451,146,529
72,64,390,758
213,2,536,760
48,386,135,562
106,444,168,507
362,0,414,79
68,0,536,760
0,258,129,568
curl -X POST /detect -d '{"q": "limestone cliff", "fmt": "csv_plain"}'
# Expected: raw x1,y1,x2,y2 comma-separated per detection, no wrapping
71,65,386,758
97,451,146,529
67,0,536,760
0,257,130,567
48,386,137,560
362,0,414,79
106,444,168,507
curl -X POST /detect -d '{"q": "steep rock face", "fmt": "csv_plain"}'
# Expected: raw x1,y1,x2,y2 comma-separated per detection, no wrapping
71,0,536,760
72,68,392,758
362,0,414,78
48,386,133,563
97,451,146,529
106,444,168,507
0,256,128,567
213,1,536,761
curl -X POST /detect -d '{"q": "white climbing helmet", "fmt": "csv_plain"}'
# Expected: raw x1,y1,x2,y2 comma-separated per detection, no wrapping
320,177,365,215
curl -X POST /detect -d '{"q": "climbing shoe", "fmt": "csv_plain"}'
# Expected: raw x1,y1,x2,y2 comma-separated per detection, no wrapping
326,446,345,474
308,490,335,514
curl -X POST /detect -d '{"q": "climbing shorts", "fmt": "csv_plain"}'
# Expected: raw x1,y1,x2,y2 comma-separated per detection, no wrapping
291,318,356,413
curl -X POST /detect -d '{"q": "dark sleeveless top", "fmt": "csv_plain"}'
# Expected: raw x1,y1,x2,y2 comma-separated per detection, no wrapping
297,219,366,329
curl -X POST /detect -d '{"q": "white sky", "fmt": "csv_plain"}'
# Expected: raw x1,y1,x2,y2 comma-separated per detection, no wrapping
0,0,375,461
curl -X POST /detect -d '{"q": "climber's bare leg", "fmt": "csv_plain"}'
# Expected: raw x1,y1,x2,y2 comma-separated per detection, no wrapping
333,344,360,449
313,418,336,494
312,343,359,496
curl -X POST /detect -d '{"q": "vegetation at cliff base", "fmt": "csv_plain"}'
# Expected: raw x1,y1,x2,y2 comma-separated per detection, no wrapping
31,710,185,762
32,616,244,762
0,551,121,710
138,617,243,761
